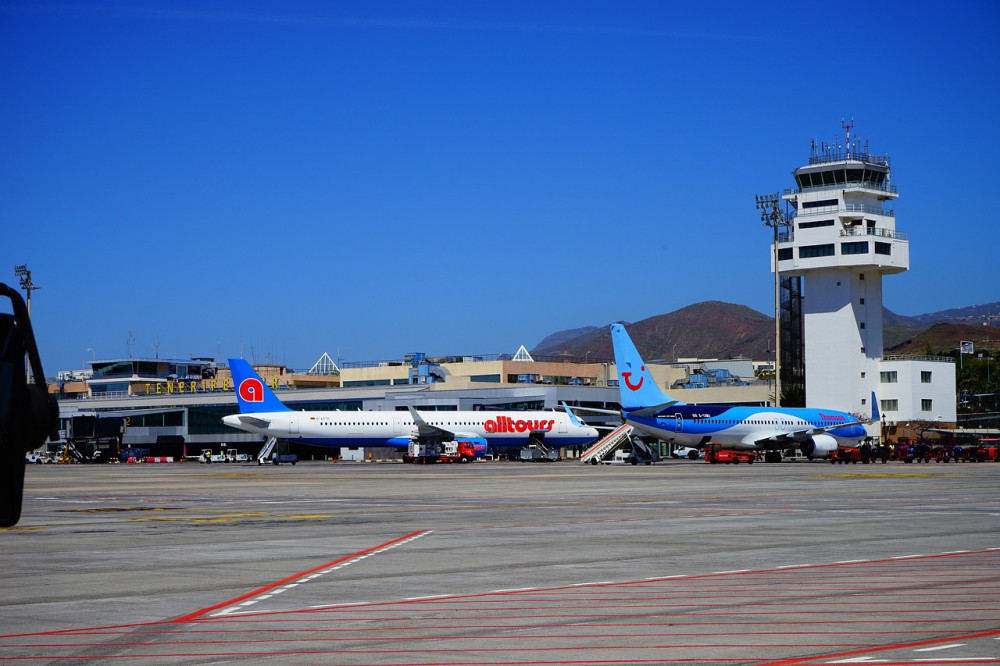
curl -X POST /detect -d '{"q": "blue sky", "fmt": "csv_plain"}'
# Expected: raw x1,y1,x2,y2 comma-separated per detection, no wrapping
2,1,998,375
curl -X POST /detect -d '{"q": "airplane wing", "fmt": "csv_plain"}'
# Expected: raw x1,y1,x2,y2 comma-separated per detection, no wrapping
407,406,456,442
742,420,862,447
236,415,271,429
563,405,621,416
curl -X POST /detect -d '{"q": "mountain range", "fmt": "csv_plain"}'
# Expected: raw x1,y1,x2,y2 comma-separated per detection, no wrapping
531,301,1000,362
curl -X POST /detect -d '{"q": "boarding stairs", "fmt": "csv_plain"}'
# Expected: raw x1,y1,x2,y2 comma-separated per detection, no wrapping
579,423,634,464
631,438,661,462
257,437,278,464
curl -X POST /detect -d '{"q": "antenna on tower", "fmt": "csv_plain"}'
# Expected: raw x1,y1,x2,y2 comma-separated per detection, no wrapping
842,116,854,156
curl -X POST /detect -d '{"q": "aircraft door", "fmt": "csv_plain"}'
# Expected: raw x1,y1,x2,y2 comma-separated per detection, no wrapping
558,416,567,433
288,414,298,435
675,414,683,433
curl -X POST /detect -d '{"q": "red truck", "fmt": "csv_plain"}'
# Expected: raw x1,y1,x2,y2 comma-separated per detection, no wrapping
704,445,755,464
404,440,480,463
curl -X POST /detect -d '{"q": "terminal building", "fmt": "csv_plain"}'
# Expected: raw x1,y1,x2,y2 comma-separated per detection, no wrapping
50,348,769,460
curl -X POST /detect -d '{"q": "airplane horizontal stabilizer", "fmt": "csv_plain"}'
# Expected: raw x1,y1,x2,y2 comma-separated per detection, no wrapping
237,415,272,429
631,401,679,418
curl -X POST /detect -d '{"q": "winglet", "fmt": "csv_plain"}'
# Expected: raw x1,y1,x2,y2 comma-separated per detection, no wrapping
228,358,291,414
561,402,586,428
407,405,427,425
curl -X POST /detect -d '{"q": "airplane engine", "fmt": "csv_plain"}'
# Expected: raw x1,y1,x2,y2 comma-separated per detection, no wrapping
799,434,838,459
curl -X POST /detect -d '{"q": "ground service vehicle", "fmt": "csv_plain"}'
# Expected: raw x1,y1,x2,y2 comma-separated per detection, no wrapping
25,451,53,464
704,445,755,464
404,440,479,463
271,453,297,465
520,443,559,462
830,447,861,464
200,449,227,463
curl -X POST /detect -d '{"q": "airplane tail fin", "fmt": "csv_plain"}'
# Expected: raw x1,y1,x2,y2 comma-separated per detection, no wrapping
610,324,683,410
228,358,291,414
871,391,880,423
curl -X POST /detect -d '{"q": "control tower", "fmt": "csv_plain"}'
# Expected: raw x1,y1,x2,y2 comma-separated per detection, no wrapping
777,125,908,416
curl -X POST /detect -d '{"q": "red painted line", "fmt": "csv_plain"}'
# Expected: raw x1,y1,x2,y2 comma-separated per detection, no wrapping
171,529,428,623
764,627,1000,666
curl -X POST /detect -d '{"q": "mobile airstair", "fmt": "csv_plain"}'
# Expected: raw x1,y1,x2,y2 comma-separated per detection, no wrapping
257,437,277,464
579,423,634,464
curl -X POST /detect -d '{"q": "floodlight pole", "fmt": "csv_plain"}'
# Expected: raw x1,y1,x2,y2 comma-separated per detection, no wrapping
14,264,41,382
756,194,782,407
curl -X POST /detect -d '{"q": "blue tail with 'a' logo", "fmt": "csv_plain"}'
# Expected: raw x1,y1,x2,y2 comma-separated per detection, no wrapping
228,358,291,414
610,324,684,411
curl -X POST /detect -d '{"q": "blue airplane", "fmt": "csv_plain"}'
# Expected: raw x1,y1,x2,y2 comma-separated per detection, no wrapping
222,358,597,457
610,324,871,462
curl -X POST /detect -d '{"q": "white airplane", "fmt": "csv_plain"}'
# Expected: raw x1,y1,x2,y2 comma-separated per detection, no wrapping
221,358,598,457
611,324,870,462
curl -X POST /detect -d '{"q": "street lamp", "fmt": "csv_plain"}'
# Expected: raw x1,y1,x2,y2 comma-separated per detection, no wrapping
14,264,40,382
756,193,782,406
765,339,774,404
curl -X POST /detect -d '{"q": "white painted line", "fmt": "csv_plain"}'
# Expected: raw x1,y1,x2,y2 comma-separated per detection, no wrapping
570,581,612,586
914,644,964,652
776,564,812,569
208,530,437,618
645,575,687,580
890,554,924,559
835,559,869,564
491,587,536,593
309,602,368,609
713,569,750,574
405,594,451,601
941,550,969,554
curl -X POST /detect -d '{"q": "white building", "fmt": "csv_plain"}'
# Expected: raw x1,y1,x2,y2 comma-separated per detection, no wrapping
776,131,955,428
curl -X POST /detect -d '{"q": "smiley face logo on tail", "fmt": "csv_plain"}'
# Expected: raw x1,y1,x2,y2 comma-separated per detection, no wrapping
621,365,645,391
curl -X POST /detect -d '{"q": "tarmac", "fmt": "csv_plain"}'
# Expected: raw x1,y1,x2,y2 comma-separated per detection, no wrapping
2,459,999,665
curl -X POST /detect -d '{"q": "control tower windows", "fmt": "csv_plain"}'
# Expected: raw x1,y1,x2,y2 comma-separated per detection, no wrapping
799,244,834,258
794,167,888,189
803,199,839,209
799,219,834,229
